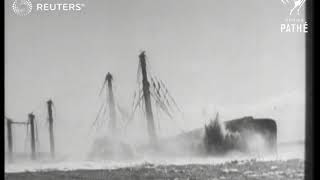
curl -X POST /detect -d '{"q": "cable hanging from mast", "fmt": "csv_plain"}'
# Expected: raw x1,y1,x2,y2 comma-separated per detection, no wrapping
130,51,183,136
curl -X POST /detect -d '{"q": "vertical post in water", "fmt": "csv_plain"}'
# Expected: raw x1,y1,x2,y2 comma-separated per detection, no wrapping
6,118,13,162
139,51,157,143
29,113,36,160
47,100,55,159
106,72,117,134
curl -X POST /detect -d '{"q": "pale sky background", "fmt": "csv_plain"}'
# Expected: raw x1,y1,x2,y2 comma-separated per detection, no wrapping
5,0,305,155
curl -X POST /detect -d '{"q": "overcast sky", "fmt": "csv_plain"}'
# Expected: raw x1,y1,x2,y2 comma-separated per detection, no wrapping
5,0,305,154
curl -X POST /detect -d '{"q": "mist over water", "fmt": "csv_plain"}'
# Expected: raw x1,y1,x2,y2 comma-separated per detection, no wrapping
5,108,305,173
5,126,304,173
4,0,306,178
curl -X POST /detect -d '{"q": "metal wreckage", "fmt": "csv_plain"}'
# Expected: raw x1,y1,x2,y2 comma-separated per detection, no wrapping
89,51,277,159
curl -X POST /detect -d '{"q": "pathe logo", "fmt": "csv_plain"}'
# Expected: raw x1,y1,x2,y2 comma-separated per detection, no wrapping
12,0,33,16
281,0,306,16
280,0,308,33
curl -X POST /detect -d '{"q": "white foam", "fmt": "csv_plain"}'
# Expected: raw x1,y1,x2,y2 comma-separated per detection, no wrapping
5,142,304,173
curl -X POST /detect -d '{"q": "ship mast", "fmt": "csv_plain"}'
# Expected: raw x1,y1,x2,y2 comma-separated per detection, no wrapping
106,72,117,134
139,51,157,143
46,100,55,159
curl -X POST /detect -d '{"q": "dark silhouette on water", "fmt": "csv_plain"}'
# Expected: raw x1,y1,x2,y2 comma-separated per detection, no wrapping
139,51,157,144
46,100,55,159
105,72,118,134
204,115,277,154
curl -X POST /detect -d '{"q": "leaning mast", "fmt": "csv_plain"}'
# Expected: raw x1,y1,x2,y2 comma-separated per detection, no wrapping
139,51,157,143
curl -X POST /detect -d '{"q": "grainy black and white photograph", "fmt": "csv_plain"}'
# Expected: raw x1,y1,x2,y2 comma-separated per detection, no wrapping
5,0,312,179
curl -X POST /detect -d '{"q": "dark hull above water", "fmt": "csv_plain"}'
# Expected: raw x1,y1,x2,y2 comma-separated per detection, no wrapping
225,117,277,149
204,116,277,154
89,117,277,159
163,116,277,156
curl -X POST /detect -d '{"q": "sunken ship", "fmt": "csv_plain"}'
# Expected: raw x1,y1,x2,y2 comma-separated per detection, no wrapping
89,51,278,158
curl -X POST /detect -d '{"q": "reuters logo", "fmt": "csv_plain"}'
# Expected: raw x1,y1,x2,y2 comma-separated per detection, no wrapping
12,0,32,16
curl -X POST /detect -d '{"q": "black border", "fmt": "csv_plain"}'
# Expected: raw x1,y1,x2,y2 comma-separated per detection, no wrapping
2,0,315,179
305,0,314,179
2,0,5,177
